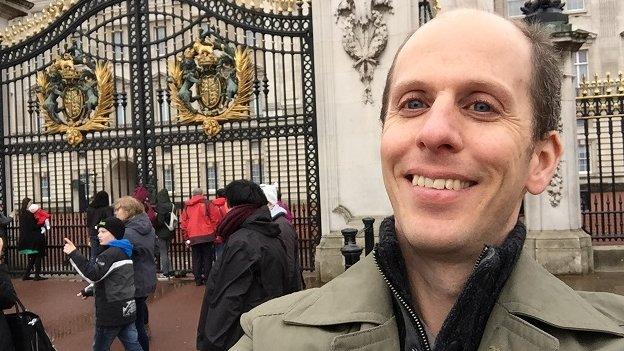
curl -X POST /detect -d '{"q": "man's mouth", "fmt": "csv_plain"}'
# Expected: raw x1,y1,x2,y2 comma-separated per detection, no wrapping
407,174,476,190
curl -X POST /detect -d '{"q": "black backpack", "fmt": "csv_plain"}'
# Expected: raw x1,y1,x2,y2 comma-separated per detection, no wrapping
5,296,55,351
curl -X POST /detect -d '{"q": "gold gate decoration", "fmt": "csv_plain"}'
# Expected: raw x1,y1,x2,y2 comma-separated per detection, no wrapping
36,41,114,146
168,26,254,136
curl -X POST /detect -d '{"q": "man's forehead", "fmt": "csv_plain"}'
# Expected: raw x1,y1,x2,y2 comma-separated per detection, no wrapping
387,10,532,96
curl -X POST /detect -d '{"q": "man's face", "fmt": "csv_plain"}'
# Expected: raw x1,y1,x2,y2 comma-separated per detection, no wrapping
381,12,559,258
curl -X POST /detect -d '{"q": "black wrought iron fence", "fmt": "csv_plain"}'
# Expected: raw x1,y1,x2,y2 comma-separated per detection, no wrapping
577,74,624,241
0,0,321,271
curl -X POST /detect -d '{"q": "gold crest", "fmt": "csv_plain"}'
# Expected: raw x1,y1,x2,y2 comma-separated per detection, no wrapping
168,26,254,136
36,40,113,146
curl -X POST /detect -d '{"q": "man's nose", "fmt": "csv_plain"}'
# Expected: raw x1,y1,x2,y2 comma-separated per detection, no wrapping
415,97,463,154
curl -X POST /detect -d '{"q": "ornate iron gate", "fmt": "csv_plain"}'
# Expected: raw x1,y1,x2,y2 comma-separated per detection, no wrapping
0,0,320,273
577,73,624,241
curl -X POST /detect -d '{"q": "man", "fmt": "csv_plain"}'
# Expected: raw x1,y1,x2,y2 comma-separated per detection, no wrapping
261,183,302,293
180,188,217,286
230,9,624,351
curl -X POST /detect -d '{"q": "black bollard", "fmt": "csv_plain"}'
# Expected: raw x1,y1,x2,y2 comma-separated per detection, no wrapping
340,228,362,270
362,217,375,255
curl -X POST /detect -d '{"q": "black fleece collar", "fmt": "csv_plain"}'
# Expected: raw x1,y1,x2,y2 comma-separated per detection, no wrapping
375,216,526,351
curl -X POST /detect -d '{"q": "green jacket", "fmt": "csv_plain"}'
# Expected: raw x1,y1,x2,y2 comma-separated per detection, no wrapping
231,252,624,351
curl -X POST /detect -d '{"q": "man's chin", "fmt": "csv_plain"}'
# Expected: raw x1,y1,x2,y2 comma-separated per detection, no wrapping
396,220,479,256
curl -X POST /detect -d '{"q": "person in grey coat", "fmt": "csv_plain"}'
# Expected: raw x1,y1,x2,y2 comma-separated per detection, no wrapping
114,196,157,351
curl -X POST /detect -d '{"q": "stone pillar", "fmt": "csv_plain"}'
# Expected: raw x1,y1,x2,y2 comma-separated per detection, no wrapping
523,24,594,273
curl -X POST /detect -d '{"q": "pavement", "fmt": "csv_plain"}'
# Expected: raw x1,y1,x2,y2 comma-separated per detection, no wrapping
11,277,205,351
9,271,624,351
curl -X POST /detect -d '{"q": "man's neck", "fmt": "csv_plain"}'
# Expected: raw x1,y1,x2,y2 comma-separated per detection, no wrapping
400,242,481,338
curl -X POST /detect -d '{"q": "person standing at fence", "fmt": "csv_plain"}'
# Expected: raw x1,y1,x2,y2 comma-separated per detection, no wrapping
63,218,142,351
212,188,228,263
17,198,47,281
275,189,293,224
132,185,156,227
261,183,302,293
0,205,14,260
180,188,217,286
154,189,175,279
27,203,51,234
196,180,288,351
0,237,17,351
86,191,114,261
114,196,156,351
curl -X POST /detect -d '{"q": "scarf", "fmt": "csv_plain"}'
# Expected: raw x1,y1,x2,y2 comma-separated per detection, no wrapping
376,216,526,351
215,204,261,242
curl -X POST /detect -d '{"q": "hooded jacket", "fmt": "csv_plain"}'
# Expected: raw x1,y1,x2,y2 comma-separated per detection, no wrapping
196,206,288,351
180,194,216,244
231,219,624,351
123,212,157,298
86,191,113,238
154,189,175,240
69,240,137,327
272,207,302,293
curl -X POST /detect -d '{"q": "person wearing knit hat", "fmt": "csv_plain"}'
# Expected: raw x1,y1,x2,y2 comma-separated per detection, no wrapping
97,217,126,241
63,216,140,350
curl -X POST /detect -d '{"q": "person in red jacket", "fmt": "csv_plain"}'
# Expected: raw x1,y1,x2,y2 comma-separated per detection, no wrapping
181,188,220,286
211,188,229,262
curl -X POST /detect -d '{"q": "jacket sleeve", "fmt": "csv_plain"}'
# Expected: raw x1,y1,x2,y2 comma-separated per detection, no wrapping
0,263,16,310
69,249,117,283
198,243,254,350
0,212,12,226
180,208,189,239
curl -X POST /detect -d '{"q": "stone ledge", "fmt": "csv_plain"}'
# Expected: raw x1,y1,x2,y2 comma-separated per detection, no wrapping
594,246,624,272
524,229,593,275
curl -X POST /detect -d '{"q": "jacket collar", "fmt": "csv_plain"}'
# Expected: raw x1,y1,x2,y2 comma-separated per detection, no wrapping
283,253,393,326
497,251,624,337
283,242,624,343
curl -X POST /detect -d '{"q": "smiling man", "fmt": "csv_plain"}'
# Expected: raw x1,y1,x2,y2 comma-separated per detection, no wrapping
229,9,624,351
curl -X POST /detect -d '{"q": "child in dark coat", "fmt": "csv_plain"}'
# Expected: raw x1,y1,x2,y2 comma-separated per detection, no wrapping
63,217,142,351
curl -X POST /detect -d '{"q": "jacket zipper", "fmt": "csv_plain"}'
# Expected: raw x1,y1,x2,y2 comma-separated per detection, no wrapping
373,253,431,351
373,246,490,351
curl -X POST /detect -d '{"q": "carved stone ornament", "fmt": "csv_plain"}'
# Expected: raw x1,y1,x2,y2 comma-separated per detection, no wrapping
521,0,565,16
335,0,393,104
547,119,564,207
36,40,114,146
168,26,253,136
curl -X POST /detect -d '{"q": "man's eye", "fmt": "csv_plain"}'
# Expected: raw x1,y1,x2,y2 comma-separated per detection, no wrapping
405,99,426,109
470,101,493,113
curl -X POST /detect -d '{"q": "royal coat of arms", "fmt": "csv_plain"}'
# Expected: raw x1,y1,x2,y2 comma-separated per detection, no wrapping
36,41,114,146
168,26,253,136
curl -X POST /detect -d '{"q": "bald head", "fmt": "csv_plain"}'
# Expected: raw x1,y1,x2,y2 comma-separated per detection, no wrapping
380,9,561,140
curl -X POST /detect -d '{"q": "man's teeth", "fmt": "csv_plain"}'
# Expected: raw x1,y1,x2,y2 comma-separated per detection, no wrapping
411,175,471,190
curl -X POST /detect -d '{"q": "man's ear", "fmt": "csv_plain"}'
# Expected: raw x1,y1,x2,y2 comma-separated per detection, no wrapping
525,131,563,195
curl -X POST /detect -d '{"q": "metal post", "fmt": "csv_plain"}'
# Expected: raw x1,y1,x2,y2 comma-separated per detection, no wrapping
362,217,375,255
340,228,362,270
